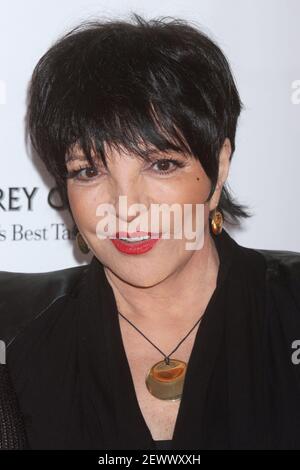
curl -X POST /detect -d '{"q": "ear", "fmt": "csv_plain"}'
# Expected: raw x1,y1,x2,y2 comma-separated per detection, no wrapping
208,138,231,212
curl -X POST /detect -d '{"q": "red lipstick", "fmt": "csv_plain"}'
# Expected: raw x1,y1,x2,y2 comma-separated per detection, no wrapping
110,231,161,255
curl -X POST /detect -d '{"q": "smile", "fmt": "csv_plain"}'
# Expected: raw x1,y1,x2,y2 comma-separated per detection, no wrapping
110,232,161,255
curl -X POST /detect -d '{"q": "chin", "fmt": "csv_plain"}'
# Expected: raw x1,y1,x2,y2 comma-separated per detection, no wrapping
113,267,168,288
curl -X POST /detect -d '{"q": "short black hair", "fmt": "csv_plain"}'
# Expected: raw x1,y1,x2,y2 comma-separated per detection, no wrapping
26,13,252,226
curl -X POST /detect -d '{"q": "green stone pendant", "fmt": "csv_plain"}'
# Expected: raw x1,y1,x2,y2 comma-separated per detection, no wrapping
145,358,187,401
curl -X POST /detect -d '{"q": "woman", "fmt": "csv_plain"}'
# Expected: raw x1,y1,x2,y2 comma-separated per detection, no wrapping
1,13,300,450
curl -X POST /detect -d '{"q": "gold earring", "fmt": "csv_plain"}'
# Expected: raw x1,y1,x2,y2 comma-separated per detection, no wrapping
211,208,223,235
76,232,90,254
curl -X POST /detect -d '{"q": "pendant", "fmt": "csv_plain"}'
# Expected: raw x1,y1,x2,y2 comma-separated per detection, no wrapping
145,358,187,401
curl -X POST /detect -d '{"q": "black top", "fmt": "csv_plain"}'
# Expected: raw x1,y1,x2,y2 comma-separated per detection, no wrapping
5,225,300,450
0,365,27,449
154,439,172,450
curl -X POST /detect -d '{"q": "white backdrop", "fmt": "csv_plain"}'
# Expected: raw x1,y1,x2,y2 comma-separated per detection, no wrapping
0,0,299,272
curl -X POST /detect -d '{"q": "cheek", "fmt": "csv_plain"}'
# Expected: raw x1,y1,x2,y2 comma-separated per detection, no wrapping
67,185,98,231
174,172,211,232
192,164,211,200
67,185,84,215
166,175,210,206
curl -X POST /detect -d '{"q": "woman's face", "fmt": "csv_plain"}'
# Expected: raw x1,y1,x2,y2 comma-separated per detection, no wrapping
66,139,230,287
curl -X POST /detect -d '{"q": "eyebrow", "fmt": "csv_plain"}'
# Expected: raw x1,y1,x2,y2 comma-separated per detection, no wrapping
136,148,191,161
147,148,189,158
65,155,88,163
65,148,190,164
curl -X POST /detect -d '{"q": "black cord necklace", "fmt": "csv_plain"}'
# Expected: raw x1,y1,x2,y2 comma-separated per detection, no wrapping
117,309,204,401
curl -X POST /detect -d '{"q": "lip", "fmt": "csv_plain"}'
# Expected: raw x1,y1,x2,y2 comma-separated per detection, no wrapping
110,231,161,255
114,231,161,239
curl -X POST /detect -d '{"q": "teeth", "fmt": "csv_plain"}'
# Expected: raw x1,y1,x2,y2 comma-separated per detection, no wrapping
119,235,151,242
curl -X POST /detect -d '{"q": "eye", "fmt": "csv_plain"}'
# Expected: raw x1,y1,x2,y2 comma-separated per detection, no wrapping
65,165,101,182
150,158,186,175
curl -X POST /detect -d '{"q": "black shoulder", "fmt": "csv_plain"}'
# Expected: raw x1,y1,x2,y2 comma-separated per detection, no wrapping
254,247,300,280
0,264,89,347
254,247,300,311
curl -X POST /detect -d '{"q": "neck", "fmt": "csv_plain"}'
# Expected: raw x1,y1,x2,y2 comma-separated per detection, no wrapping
103,226,220,327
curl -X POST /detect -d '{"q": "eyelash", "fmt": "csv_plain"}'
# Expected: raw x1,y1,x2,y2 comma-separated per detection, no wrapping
65,158,186,182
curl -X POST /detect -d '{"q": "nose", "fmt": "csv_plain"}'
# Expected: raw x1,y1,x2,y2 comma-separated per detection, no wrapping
112,181,148,226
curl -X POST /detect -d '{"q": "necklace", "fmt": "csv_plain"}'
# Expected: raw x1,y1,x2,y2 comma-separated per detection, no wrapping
117,309,204,402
